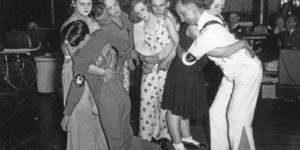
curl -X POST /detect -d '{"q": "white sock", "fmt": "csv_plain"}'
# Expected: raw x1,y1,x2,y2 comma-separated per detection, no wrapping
173,143,186,150
181,136,199,145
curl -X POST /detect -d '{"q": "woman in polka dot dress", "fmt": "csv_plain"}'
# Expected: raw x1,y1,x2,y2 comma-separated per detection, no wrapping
132,0,179,142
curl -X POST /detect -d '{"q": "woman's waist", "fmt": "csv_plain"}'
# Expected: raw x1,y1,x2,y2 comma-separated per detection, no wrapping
170,57,206,72
101,79,124,91
217,56,261,74
210,49,252,64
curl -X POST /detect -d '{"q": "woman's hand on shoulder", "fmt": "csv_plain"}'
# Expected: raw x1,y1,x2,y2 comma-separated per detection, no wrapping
187,25,199,39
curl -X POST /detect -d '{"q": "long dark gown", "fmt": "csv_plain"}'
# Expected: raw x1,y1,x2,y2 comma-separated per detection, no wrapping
162,22,208,121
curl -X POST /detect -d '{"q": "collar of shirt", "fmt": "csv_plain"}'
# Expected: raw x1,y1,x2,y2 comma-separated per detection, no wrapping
197,12,223,31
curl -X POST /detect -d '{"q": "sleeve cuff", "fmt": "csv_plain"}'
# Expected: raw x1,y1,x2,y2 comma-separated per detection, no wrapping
182,52,196,66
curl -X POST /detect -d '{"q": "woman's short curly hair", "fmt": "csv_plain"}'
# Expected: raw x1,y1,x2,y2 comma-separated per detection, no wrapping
129,0,151,23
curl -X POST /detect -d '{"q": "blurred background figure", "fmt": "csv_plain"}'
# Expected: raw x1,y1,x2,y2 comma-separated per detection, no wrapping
283,15,300,49
271,14,287,34
279,2,295,20
26,21,38,30
228,12,245,38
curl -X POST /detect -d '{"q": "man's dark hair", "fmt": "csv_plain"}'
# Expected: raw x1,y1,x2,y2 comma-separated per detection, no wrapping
61,20,90,47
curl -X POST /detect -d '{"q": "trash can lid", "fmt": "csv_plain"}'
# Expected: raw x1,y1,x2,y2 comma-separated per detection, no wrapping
34,55,58,62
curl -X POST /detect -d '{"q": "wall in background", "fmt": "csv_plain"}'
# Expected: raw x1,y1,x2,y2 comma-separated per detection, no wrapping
0,0,70,31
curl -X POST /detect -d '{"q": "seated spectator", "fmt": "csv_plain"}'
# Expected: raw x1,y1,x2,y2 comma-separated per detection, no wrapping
272,14,287,34
26,21,38,31
228,12,245,38
269,14,286,48
255,15,286,62
283,15,300,49
279,3,295,20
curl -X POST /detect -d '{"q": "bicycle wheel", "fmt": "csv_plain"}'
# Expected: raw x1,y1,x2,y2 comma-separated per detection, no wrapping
13,58,37,90
0,60,19,95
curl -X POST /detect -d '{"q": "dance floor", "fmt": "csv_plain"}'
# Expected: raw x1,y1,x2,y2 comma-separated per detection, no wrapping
1,64,300,150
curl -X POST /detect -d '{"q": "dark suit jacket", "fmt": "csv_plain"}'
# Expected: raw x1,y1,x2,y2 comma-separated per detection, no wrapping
284,28,300,49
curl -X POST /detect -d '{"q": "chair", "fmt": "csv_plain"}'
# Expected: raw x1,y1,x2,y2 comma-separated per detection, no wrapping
277,49,300,98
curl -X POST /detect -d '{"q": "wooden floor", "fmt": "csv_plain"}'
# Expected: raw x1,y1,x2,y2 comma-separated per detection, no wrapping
1,87,299,150
1,60,300,150
190,98,300,150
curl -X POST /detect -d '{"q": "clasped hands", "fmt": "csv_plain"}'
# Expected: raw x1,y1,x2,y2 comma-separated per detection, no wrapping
102,67,117,82
127,50,140,71
143,54,169,74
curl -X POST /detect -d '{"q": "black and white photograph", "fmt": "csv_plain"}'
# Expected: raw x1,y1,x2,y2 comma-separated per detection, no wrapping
0,0,300,150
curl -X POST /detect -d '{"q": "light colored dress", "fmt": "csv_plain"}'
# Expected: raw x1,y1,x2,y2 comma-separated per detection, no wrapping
61,13,108,150
134,17,171,141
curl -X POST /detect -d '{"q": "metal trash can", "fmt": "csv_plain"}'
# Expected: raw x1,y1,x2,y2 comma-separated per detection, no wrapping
34,55,58,93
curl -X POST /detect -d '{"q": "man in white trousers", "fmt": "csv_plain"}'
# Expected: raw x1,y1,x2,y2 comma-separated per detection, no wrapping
174,0,262,150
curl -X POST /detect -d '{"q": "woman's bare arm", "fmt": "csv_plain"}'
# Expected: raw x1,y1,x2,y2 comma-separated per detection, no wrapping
159,17,179,67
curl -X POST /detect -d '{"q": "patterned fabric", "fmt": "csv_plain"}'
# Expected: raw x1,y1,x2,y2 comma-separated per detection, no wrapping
139,65,170,141
138,17,172,141
144,17,171,55
121,61,130,92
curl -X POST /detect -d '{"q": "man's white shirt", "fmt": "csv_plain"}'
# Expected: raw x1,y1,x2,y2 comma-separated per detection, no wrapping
182,12,239,66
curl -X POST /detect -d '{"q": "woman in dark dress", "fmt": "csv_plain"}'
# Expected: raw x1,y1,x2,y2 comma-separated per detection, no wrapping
162,21,251,150
162,22,208,150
